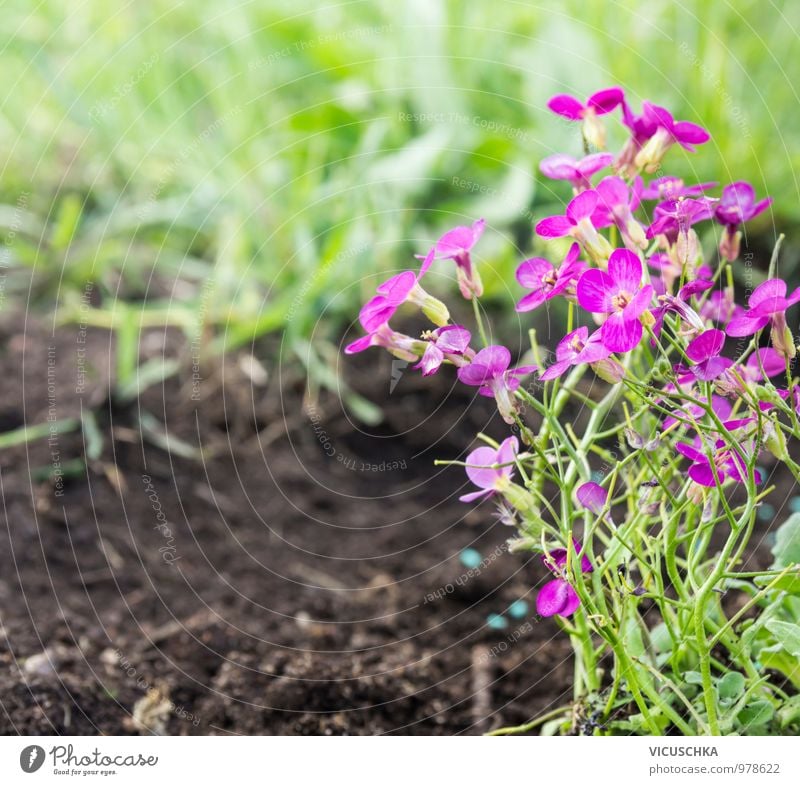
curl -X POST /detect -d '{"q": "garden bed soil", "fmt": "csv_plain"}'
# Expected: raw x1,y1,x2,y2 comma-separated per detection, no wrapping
0,317,577,736
0,316,785,735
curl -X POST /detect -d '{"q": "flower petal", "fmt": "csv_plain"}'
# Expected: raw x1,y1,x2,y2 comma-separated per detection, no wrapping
607,248,642,291
576,152,614,178
587,87,624,115
344,334,374,354
418,247,435,276
601,311,643,353
547,94,584,121
746,347,786,380
686,329,726,363
539,153,578,180
624,284,654,320
536,579,572,617
539,359,572,381
359,295,396,332
435,325,471,354
725,314,769,337
749,278,787,310
692,356,733,381
676,442,705,463
576,269,616,312
515,257,553,289
463,446,502,490
672,121,710,149
473,345,511,376
376,270,417,302
458,364,491,387
535,215,574,238
576,481,607,514
516,290,548,312
567,189,599,223
496,436,519,475
459,488,493,503
688,461,717,487
415,343,444,376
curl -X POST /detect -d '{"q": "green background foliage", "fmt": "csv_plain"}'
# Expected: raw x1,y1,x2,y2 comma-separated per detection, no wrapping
2,0,798,358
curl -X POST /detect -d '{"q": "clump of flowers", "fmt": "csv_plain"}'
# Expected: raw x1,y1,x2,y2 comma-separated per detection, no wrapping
347,88,800,737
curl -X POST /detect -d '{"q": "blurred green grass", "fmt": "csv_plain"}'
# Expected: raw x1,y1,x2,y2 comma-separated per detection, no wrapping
1,0,799,381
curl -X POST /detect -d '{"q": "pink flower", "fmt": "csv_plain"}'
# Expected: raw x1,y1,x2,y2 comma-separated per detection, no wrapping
640,176,717,201
459,436,518,503
457,346,537,424
547,88,625,121
350,248,448,337
616,100,659,175
716,347,786,396
715,182,773,261
715,181,772,228
539,152,614,191
433,219,486,299
414,326,472,376
676,421,762,488
535,190,611,263
634,102,710,172
344,322,421,361
515,242,585,312
646,197,716,241
537,541,593,618
726,279,800,360
683,329,732,381
547,87,624,148
576,248,654,352
538,326,611,381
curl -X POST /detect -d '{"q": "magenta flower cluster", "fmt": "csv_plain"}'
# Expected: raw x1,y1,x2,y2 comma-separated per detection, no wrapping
347,86,797,622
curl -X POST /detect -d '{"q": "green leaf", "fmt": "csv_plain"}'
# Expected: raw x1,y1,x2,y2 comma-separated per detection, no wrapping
622,616,646,658
684,671,704,685
771,512,800,569
737,700,774,730
778,695,800,729
717,671,745,701
758,645,800,689
765,620,800,657
80,411,104,462
650,622,673,654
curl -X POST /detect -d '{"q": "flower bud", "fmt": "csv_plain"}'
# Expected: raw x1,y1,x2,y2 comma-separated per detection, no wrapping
455,264,484,300
770,311,797,361
625,216,648,250
575,221,613,265
764,420,788,461
591,357,626,384
675,228,700,267
500,481,533,513
687,482,705,505
640,309,656,330
719,227,741,262
420,294,450,327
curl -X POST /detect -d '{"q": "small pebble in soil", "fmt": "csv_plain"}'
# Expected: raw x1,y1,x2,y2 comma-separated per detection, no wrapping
591,470,605,483
757,502,776,522
486,613,509,630
790,496,800,514
507,599,529,619
459,548,483,569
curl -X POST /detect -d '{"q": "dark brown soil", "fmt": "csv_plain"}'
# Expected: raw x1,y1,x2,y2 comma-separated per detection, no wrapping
0,316,577,736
